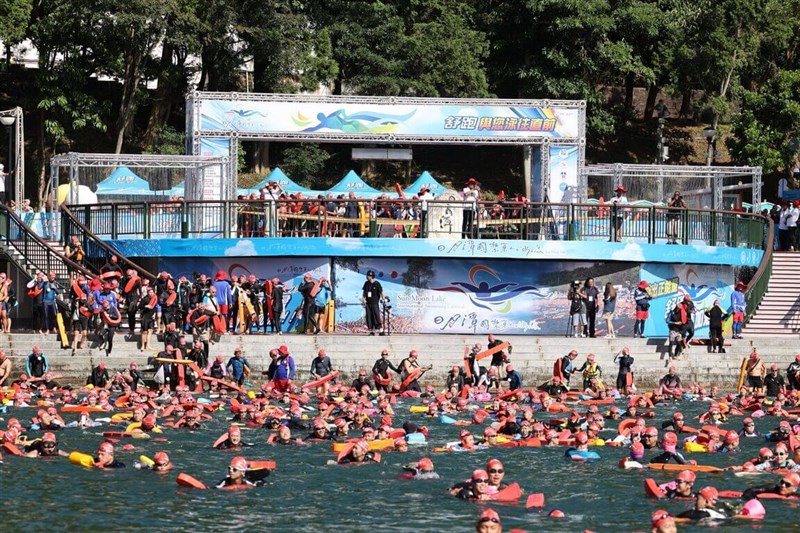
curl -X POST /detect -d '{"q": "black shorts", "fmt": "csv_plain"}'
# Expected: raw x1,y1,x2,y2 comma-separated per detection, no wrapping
747,376,763,388
73,315,89,332
315,305,326,314
141,313,155,331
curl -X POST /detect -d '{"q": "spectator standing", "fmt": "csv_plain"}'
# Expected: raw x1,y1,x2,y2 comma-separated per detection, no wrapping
633,281,652,338
704,299,729,353
666,191,687,244
0,350,11,386
461,178,480,238
602,282,617,338
609,185,628,242
583,277,600,338
731,281,746,339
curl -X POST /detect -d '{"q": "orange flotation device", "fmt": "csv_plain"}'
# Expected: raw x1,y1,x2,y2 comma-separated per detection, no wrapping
102,310,122,326
164,291,177,307
618,418,637,436
71,280,87,300
124,276,141,294
546,402,570,413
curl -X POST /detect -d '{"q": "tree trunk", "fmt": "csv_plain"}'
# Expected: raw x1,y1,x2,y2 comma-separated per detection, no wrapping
643,86,659,122
36,109,48,208
253,142,270,174
115,48,145,154
679,88,692,118
624,72,634,116
144,40,176,147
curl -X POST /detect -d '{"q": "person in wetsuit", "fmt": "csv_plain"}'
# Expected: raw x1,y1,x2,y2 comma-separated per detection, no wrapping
216,456,264,488
676,486,729,521
25,431,68,457
372,349,399,392
95,442,125,468
650,432,687,464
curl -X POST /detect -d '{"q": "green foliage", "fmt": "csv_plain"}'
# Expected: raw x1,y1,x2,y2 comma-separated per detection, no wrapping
0,0,32,46
144,125,185,155
280,143,332,185
728,70,800,174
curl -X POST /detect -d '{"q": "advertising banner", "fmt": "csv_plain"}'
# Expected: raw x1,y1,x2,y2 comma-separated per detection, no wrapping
639,263,735,338
332,258,639,335
199,100,581,141
549,145,580,203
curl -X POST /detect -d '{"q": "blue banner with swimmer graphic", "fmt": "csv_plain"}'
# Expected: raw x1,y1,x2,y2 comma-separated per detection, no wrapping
198,100,581,140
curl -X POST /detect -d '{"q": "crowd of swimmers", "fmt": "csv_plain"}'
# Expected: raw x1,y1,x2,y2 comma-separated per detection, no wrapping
3,332,800,530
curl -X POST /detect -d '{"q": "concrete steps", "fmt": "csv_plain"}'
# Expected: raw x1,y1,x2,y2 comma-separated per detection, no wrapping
745,252,800,336
2,331,796,390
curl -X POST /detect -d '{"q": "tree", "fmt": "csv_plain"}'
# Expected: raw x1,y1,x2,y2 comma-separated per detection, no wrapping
92,0,173,153
728,70,800,176
280,143,332,186
0,0,33,63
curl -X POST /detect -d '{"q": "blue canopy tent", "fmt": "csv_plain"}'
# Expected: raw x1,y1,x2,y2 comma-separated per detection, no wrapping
248,167,317,195
96,167,157,200
403,171,448,197
328,170,384,198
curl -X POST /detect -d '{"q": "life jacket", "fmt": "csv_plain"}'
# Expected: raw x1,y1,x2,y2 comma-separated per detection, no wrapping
27,283,43,299
163,291,177,307
583,363,601,381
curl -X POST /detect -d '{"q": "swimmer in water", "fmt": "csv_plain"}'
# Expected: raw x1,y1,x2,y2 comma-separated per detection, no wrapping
95,442,125,469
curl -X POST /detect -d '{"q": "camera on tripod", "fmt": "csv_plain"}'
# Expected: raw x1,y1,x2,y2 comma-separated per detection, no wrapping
382,297,392,310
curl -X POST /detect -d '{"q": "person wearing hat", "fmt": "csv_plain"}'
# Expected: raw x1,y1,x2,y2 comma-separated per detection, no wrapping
310,348,334,383
25,345,48,379
95,442,125,469
265,277,284,334
226,346,251,386
97,298,121,356
609,185,628,242
787,354,800,391
216,456,259,488
336,439,378,464
455,468,494,500
405,456,438,480
659,365,682,396
730,281,746,339
361,270,385,335
746,350,766,393
650,509,677,533
270,345,295,393
297,273,320,334
788,199,800,251
475,508,501,533
764,363,786,397
650,432,688,464
304,418,333,442
675,486,728,521
633,280,652,338
743,471,800,500
312,276,332,333
25,431,68,458
87,361,111,389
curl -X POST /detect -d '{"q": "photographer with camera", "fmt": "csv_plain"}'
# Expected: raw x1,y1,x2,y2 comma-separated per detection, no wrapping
567,280,587,338
666,191,687,244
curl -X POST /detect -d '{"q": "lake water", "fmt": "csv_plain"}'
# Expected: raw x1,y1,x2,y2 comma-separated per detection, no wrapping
2,398,797,532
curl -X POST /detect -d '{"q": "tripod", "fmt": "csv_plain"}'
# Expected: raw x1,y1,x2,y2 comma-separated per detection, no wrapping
380,300,391,336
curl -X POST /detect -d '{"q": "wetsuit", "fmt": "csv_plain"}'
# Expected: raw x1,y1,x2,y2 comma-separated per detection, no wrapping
298,279,319,333
372,358,399,392
95,458,125,469
615,353,634,390
742,484,789,500
87,367,110,388
304,430,333,441
650,450,687,464
351,377,372,391
676,508,728,520
216,477,261,489
310,355,332,378
765,373,786,397
339,451,378,465
446,372,465,392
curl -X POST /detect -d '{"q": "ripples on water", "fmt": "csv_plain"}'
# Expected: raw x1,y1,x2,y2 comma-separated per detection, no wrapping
2,399,799,532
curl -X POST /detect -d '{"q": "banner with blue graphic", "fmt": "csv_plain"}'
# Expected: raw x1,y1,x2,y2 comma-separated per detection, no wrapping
198,100,581,141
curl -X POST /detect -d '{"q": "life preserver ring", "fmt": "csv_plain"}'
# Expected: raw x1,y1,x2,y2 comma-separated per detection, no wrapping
124,276,141,294
618,418,637,436
71,280,87,300
100,270,122,280
374,373,391,387
191,312,209,328
79,305,93,317
102,311,122,326
144,294,158,310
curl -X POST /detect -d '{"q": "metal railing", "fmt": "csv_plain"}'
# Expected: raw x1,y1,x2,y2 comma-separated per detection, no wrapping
65,199,769,249
744,216,774,324
60,204,156,281
0,203,92,295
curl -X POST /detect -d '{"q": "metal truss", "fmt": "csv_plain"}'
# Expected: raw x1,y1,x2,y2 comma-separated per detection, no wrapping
0,107,25,207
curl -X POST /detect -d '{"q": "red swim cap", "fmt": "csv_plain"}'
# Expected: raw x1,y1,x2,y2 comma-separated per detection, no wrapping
699,486,719,503
782,472,800,487
662,432,677,446
486,458,504,470
42,432,56,443
472,469,488,481
676,470,696,483
724,430,739,443
575,431,589,444
417,457,433,471
98,442,114,454
154,451,169,464
230,456,248,471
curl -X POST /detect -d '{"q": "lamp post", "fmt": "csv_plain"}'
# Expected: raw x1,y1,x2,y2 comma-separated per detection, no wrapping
703,127,716,166
0,115,14,204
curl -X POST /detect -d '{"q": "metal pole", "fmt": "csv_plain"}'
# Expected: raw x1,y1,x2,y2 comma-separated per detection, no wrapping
6,125,13,203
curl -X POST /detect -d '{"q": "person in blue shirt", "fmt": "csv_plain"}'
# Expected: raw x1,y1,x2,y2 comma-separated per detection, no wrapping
42,271,61,334
271,345,295,393
313,277,332,333
226,346,251,386
731,281,746,339
504,363,523,390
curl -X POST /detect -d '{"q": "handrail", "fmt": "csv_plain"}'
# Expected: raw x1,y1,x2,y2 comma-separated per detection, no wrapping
743,215,774,323
0,203,93,291
60,204,156,281
66,199,770,249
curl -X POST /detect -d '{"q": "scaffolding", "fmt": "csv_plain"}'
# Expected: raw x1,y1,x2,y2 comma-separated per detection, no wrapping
49,153,230,205
582,163,761,210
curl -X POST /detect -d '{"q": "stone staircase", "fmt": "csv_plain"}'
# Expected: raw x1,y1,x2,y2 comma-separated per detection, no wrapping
745,252,800,336
1,332,793,390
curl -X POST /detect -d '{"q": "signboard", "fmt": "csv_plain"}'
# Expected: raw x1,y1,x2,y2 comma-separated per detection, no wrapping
198,99,581,142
